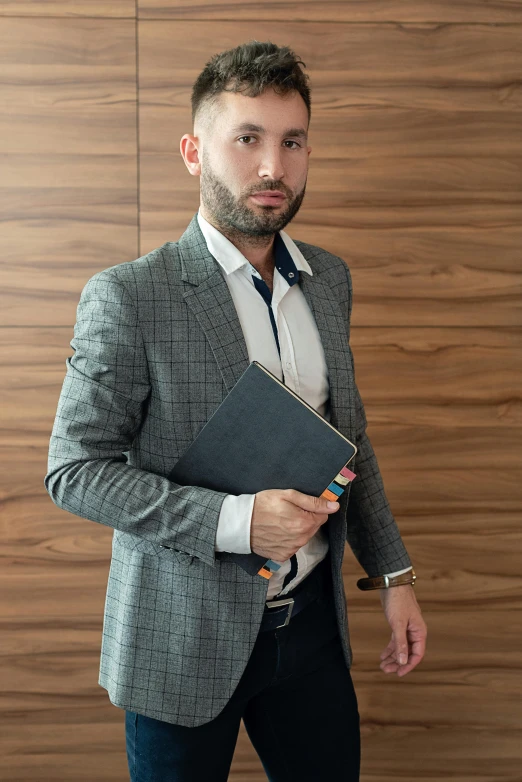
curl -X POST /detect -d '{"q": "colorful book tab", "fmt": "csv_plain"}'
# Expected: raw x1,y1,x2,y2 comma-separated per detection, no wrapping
258,559,281,579
340,466,357,481
322,488,340,502
326,481,343,497
334,472,350,486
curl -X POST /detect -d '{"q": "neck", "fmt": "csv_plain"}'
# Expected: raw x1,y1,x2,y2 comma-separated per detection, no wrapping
199,206,276,278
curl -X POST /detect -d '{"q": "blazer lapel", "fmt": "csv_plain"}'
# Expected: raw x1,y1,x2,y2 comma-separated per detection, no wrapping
298,269,355,442
178,215,251,394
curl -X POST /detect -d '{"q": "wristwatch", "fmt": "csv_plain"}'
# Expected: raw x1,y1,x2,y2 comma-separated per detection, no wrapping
357,567,416,591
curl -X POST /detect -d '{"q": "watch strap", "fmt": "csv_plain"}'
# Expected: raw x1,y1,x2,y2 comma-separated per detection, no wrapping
357,567,416,591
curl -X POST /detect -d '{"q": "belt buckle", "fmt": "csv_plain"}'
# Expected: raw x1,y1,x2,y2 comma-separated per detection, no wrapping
265,596,295,629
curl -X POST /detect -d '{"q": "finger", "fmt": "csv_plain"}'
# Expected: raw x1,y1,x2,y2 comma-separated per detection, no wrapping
287,490,339,514
394,632,409,666
380,661,399,671
380,652,400,667
380,649,412,672
381,642,426,675
380,660,400,674
393,640,425,674
396,651,424,676
411,635,427,659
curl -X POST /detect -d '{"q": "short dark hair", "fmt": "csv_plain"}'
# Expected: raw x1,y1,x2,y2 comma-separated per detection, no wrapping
191,40,311,133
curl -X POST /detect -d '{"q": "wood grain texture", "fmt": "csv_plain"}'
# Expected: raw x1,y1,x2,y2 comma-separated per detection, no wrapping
0,17,138,325
138,0,522,23
5,0,522,24
0,0,134,16
1,4,521,780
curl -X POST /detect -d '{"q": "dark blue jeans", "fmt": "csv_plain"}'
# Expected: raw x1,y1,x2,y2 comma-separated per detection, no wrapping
125,572,360,781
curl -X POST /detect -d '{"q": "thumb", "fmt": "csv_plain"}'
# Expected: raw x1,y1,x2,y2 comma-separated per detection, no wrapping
394,629,409,665
287,489,339,513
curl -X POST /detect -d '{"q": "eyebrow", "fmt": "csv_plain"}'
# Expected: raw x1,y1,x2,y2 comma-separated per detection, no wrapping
230,122,308,139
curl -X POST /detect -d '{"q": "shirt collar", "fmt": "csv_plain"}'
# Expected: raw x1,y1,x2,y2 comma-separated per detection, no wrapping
196,208,313,282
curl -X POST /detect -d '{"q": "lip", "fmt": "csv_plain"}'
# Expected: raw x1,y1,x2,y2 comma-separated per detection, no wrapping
250,192,286,205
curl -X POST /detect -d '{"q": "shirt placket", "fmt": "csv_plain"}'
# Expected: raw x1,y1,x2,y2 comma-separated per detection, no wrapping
249,234,303,596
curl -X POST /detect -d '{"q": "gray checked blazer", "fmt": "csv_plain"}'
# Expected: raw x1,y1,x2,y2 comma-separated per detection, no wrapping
45,212,412,728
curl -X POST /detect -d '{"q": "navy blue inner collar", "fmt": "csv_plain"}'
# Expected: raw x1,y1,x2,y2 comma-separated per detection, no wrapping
272,232,300,287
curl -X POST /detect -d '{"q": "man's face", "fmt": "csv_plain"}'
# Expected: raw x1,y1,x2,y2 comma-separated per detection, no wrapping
193,87,311,237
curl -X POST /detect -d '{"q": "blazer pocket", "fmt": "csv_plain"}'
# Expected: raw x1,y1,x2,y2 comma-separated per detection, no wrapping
159,544,194,565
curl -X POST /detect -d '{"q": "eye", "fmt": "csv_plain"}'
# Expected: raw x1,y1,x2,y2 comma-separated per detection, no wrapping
237,136,301,148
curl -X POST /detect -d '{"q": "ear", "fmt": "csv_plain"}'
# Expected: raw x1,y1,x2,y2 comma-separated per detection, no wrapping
180,134,201,176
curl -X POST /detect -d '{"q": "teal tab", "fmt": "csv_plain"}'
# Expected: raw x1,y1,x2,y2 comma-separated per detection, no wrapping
265,560,281,571
327,482,344,497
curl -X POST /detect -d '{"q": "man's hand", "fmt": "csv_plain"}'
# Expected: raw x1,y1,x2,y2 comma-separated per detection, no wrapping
378,584,427,677
250,489,340,562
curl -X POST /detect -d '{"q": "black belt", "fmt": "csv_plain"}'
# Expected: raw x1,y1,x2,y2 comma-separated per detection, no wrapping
259,553,331,633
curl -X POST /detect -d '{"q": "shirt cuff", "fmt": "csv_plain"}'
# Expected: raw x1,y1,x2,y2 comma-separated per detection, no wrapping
215,494,255,553
382,566,413,577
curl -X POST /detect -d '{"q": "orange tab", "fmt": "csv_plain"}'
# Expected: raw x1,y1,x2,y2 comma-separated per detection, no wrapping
259,567,273,579
321,488,339,502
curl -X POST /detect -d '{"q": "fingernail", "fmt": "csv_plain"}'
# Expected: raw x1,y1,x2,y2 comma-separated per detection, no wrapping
327,501,339,509
399,654,407,665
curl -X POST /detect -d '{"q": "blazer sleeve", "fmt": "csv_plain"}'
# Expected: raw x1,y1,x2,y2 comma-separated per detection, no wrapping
341,264,413,578
44,270,228,568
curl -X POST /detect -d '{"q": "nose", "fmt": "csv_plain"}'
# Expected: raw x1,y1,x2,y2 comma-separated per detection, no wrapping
258,144,285,182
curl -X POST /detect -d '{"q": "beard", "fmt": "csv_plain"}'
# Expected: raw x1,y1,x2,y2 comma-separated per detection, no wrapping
199,152,307,239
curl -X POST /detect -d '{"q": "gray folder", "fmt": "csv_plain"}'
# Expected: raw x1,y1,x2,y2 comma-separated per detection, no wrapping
168,361,357,577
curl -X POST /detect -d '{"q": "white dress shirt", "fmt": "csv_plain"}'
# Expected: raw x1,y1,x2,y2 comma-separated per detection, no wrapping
196,209,411,599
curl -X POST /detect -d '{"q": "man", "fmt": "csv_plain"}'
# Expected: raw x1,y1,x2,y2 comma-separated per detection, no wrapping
45,40,427,781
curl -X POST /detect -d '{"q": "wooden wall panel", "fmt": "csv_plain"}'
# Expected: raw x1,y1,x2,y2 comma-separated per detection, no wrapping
0,17,137,326
138,0,522,23
0,0,134,16
0,11,139,781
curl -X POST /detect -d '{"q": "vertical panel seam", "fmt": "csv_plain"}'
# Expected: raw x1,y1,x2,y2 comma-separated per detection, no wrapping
135,0,140,258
